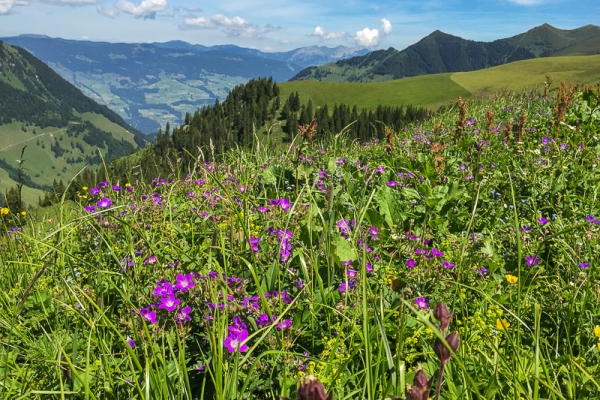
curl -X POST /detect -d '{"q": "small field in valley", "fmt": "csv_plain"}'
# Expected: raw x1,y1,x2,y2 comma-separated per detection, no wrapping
1,79,600,399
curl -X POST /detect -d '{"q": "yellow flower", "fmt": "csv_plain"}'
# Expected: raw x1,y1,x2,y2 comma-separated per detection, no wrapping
82,186,88,191
1,207,9,215
20,211,26,216
125,183,131,187
496,318,510,331
594,326,600,338
505,274,518,284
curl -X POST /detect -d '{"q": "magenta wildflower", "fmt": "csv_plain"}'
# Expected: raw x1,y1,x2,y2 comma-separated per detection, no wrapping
154,281,175,297
126,336,135,349
578,262,589,269
144,255,157,265
346,268,358,278
112,185,121,191
224,318,249,353
342,259,353,267
414,297,429,309
406,259,416,268
386,181,397,187
338,280,356,293
249,237,261,253
256,313,272,327
526,255,540,267
175,306,192,323
97,197,113,208
442,260,455,269
89,187,100,195
337,157,345,164
538,217,549,225
276,318,292,330
158,294,180,312
474,267,488,274
85,205,96,212
139,307,157,323
175,273,194,292
521,225,532,232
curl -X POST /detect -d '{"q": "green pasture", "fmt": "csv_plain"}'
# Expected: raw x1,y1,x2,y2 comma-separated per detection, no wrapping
280,55,600,112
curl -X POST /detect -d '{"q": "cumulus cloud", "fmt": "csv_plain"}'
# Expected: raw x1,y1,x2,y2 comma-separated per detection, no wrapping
354,18,392,47
1,0,93,14
0,0,16,14
311,26,346,40
180,13,279,37
113,0,167,19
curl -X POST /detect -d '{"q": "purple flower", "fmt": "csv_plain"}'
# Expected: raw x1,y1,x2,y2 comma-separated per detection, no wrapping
276,318,292,330
365,263,374,274
154,281,175,297
538,217,548,225
175,306,192,323
98,181,109,187
442,260,455,269
139,307,157,324
578,262,589,269
346,268,358,278
406,259,416,268
521,225,532,232
337,219,354,238
342,259,353,267
175,273,194,292
224,319,249,353
414,297,429,309
249,237,261,253
256,313,272,327
89,187,100,195
112,185,121,191
526,255,540,267
158,294,180,312
474,267,488,275
85,205,96,212
368,226,380,240
386,181,397,187
586,216,599,225
338,280,356,293
126,336,135,349
337,158,345,164
97,197,113,208
144,255,157,265
431,248,444,257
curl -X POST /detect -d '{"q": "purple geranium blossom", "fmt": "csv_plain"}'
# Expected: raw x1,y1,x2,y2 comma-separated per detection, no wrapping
337,158,345,164
538,217,549,225
414,297,429,309
249,237,261,253
338,280,357,293
342,259,353,267
112,185,121,191
97,197,113,208
175,273,195,292
154,281,175,297
223,329,249,353
139,307,157,323
526,255,540,267
442,260,455,269
158,294,180,312
89,187,101,195
474,267,488,275
276,318,292,330
386,181,397,187
85,205,96,212
578,262,589,269
256,313,273,327
406,259,416,268
346,268,358,278
98,181,110,187
144,255,157,265
175,306,192,323
521,225,532,232
126,336,135,349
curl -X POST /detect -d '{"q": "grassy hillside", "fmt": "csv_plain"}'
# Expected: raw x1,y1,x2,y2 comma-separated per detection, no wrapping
291,23,600,83
280,55,600,111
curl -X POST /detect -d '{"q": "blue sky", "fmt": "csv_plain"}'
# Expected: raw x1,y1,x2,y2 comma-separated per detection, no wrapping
1,0,598,51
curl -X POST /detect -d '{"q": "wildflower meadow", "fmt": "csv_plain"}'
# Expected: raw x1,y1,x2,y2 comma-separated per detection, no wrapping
1,81,600,399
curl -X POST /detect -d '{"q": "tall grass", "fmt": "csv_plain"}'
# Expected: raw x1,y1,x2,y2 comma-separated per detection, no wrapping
1,84,600,399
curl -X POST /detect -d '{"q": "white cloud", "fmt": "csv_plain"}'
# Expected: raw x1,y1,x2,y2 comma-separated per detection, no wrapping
381,18,392,35
1,0,93,14
113,0,167,19
180,13,278,37
354,27,380,46
0,0,16,14
506,0,544,4
311,26,346,40
354,18,392,47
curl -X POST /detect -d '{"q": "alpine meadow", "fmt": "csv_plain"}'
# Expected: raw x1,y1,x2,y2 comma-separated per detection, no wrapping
1,5,600,400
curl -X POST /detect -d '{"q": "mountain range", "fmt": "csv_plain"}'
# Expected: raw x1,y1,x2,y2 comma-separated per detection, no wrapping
0,35,368,133
290,23,600,82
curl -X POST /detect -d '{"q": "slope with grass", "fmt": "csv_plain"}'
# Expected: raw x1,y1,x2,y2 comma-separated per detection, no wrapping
291,23,600,83
280,55,600,111
0,41,148,206
1,84,600,399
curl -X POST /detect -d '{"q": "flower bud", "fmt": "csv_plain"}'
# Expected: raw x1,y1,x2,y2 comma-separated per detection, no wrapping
296,375,329,400
433,302,454,332
405,369,432,400
446,332,460,352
